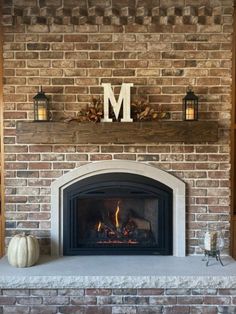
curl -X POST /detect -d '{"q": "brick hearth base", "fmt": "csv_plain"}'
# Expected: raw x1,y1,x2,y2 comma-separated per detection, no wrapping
1,288,236,314
1,256,236,313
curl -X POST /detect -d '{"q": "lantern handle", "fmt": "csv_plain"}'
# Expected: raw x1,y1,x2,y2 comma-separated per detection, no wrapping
187,85,193,93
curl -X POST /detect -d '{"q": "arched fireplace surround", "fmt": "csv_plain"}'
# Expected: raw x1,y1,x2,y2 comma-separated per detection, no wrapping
51,161,186,257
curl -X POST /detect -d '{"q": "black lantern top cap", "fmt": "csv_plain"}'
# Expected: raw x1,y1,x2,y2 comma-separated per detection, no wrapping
33,86,49,101
183,86,198,101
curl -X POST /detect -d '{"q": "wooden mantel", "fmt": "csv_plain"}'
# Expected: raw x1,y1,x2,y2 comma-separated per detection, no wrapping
16,121,218,144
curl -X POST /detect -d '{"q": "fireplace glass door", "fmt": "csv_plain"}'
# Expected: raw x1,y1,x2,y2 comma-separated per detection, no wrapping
63,173,173,255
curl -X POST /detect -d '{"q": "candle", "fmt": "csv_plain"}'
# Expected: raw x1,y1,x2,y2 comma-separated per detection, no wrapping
37,107,47,121
204,231,217,251
186,107,194,120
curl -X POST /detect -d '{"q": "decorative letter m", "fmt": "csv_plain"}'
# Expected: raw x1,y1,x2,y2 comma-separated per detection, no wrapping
101,83,133,122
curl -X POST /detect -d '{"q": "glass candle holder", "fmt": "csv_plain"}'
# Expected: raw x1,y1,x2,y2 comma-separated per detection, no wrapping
199,228,224,266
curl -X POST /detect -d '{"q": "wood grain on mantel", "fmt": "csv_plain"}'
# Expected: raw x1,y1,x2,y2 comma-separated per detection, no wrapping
16,121,218,144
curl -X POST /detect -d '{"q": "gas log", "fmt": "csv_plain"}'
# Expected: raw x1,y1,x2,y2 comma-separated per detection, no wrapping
86,206,154,245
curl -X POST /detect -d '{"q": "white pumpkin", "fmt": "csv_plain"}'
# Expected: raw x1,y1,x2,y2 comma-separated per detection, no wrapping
7,233,40,268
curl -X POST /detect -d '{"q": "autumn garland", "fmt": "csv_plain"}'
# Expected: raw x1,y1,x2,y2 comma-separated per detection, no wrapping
64,98,170,123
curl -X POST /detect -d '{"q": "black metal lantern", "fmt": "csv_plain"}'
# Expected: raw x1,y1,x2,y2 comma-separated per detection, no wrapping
33,86,50,121
183,86,198,121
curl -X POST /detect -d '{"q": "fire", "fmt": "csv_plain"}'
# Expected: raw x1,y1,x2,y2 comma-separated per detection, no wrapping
97,221,102,232
115,201,120,228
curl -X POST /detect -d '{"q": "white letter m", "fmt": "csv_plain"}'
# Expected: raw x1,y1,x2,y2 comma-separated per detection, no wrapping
101,83,133,122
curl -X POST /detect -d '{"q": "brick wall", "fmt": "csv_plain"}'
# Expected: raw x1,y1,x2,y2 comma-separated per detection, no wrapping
2,0,233,254
0,288,236,313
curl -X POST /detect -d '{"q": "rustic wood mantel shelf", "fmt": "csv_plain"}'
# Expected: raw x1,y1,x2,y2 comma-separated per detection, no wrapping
16,121,218,144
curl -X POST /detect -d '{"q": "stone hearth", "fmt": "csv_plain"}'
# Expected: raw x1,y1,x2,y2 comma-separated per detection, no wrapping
0,255,236,313
0,255,236,289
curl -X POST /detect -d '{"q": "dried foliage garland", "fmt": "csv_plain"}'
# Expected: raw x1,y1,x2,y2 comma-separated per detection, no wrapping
64,98,170,123
131,100,170,122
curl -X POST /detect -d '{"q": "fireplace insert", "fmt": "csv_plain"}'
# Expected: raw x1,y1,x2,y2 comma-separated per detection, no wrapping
63,173,173,255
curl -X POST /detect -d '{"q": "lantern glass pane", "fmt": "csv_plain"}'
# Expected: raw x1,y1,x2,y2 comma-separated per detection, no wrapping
37,105,47,120
185,103,195,120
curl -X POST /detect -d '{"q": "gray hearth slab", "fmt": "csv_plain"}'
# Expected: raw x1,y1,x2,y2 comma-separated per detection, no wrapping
0,255,236,289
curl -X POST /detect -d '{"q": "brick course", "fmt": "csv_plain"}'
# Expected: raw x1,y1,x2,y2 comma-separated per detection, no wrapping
0,289,235,313
2,0,233,255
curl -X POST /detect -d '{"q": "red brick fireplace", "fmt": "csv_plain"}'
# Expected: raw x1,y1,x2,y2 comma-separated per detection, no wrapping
2,0,232,256
1,0,235,312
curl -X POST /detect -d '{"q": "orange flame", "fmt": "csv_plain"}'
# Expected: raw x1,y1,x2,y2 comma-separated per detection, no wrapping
115,201,120,228
97,221,102,232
